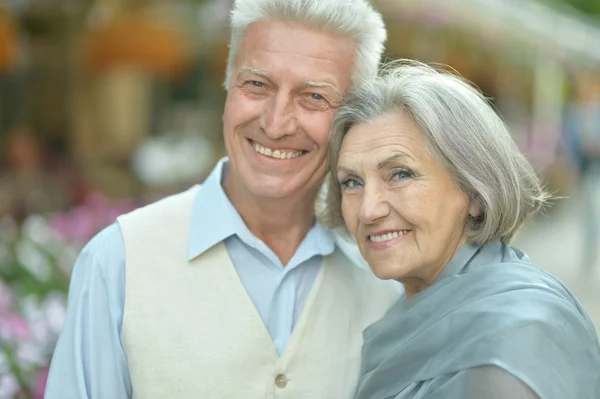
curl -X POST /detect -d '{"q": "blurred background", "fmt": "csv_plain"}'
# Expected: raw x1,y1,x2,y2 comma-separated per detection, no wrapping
0,0,599,396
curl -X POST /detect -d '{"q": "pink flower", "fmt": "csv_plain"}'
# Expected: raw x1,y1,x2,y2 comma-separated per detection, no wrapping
49,193,138,245
0,314,31,341
33,366,49,399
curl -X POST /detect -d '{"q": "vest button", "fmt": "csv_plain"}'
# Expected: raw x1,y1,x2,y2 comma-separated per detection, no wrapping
275,374,288,388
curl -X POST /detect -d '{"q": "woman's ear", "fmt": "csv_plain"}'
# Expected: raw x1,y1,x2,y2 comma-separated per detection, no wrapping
468,200,482,218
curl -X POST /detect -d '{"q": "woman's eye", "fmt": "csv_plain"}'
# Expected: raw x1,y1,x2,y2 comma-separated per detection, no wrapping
341,178,362,189
391,169,414,181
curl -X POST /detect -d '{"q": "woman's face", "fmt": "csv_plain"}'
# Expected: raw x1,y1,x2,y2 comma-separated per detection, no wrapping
337,112,474,294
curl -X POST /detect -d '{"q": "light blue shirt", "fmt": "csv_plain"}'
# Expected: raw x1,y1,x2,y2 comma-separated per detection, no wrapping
44,158,336,399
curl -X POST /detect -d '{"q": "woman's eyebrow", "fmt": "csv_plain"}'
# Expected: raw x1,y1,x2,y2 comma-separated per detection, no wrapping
336,165,356,176
377,153,413,170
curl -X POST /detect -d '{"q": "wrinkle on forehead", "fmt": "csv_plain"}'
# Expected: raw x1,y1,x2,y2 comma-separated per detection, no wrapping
339,127,423,170
245,49,350,85
258,48,352,62
236,20,355,90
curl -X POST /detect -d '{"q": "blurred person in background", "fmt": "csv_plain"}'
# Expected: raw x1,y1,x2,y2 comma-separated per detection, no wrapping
44,0,400,398
322,62,600,399
563,70,600,270
0,125,70,220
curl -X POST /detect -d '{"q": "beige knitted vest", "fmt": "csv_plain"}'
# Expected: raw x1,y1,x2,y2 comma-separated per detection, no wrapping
118,186,399,399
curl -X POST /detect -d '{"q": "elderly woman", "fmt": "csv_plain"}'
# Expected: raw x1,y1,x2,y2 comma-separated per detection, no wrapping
322,61,600,399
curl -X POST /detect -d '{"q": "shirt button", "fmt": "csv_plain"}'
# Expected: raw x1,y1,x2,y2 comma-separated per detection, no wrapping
275,374,288,389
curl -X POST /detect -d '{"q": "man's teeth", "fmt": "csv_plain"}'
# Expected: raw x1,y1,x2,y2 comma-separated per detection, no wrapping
253,142,303,159
369,231,409,242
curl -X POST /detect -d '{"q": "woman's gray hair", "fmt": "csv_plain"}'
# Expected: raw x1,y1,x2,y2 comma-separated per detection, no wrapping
223,0,386,90
322,60,551,245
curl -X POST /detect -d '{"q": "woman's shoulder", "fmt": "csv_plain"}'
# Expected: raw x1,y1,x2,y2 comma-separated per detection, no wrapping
360,244,600,399
453,249,598,343
466,243,577,305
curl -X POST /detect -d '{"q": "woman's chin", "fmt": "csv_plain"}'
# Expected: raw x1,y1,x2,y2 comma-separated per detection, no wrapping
369,263,403,281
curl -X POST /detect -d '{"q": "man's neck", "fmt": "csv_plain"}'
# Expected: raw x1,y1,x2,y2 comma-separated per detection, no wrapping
223,176,320,266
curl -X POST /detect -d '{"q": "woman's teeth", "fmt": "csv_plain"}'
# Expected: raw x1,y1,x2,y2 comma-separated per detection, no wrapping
369,230,409,242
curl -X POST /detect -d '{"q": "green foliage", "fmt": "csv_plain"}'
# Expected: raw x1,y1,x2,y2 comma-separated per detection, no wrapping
558,0,600,17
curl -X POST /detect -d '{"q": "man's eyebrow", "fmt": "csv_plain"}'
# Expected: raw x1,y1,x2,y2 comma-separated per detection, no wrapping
238,68,342,96
240,66,271,79
304,80,342,96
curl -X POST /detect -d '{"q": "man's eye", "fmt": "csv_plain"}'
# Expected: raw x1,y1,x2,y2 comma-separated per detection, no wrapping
309,93,324,100
251,81,264,88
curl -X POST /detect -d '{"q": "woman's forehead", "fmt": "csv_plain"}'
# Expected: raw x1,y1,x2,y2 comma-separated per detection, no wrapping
338,115,424,166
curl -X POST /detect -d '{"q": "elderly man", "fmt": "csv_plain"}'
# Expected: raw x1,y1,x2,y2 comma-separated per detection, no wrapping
44,1,399,398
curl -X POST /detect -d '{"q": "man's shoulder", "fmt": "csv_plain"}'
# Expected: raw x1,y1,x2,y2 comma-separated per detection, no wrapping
84,222,125,256
72,222,126,285
118,185,201,225
115,185,202,247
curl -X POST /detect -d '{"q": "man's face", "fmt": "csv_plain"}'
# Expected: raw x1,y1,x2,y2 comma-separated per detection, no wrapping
222,20,355,200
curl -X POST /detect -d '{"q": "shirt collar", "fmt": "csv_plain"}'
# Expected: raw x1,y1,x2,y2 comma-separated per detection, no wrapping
187,157,240,260
187,157,335,262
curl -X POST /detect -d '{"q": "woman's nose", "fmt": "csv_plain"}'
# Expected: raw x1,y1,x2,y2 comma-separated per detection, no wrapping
358,183,390,224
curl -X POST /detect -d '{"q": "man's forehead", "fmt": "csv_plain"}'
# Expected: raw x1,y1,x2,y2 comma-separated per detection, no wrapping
235,20,355,90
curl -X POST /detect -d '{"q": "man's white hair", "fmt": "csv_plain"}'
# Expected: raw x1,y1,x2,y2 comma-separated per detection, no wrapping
223,0,386,90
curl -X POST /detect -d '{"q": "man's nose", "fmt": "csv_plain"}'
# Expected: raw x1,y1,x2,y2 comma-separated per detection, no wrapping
358,183,391,225
260,93,298,139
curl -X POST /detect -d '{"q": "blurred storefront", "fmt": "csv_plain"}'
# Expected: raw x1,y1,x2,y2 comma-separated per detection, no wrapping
1,0,232,209
375,0,600,196
2,0,596,204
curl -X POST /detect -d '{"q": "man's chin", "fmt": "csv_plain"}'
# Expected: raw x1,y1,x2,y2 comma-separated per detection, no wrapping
246,182,300,200
245,174,323,201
